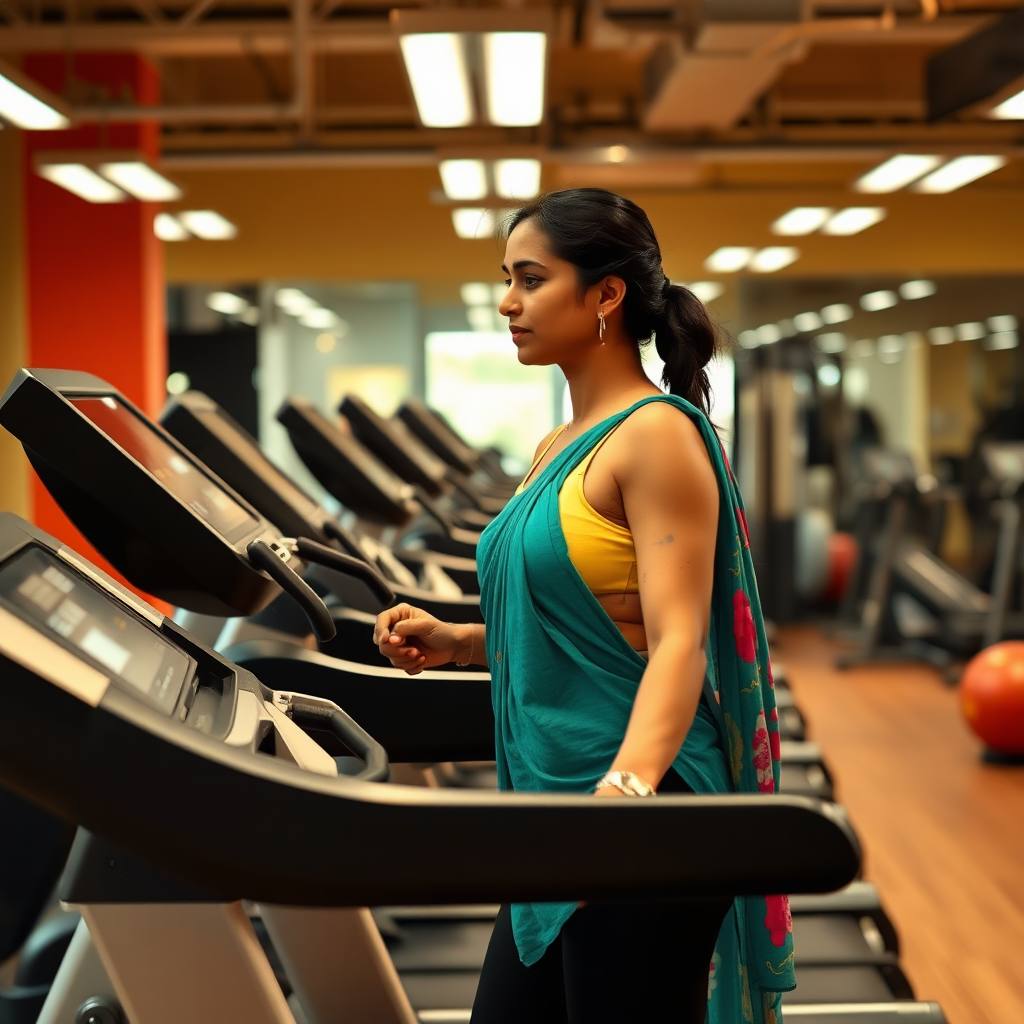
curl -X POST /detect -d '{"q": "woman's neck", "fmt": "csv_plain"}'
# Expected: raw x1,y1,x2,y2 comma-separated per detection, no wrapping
562,338,660,431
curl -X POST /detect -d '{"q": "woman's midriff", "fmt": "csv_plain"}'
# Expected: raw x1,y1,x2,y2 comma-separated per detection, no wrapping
598,592,647,652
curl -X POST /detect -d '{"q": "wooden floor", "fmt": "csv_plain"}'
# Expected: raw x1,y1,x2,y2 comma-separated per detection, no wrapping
777,626,1024,1024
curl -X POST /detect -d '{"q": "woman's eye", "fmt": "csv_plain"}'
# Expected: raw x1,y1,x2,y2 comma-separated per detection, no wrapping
503,279,511,288
524,276,541,288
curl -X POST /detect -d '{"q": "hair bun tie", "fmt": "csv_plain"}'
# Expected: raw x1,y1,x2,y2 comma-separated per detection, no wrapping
661,277,673,296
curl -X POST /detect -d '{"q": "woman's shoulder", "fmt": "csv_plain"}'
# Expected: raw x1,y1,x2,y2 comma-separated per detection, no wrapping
616,397,710,460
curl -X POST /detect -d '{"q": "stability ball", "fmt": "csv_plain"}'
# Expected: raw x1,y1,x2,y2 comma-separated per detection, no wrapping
960,642,1024,756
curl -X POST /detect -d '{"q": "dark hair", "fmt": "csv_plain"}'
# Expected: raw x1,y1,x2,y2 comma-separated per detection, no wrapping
503,188,717,415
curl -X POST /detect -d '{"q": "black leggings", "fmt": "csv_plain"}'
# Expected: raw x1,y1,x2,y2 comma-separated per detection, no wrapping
471,772,734,1024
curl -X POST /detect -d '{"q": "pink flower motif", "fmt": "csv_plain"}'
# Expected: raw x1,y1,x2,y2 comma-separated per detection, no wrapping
752,710,774,793
764,895,793,948
767,660,775,690
737,506,750,548
769,707,781,762
733,590,757,663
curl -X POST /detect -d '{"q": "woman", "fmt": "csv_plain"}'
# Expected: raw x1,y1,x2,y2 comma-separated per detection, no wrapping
374,189,793,1023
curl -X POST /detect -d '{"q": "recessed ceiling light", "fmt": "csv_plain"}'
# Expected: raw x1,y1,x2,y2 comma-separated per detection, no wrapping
794,312,824,333
484,32,547,127
704,247,755,273
461,282,492,306
206,292,247,315
984,331,1018,351
821,303,853,324
178,210,237,240
299,307,339,330
860,290,898,312
899,280,936,300
0,62,70,129
988,314,1018,333
771,207,832,236
439,159,488,201
815,333,847,354
452,208,496,240
606,145,629,163
686,281,725,303
99,161,182,202
914,155,1007,194
990,88,1024,120
39,163,126,204
954,322,985,341
275,288,317,315
854,155,942,193
878,334,906,362
154,213,189,241
750,247,799,273
823,207,886,236
400,33,474,128
928,326,956,345
756,324,782,345
494,158,541,199
737,330,760,349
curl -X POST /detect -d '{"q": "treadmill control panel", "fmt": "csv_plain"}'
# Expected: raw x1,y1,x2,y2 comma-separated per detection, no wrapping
72,397,259,542
0,546,192,716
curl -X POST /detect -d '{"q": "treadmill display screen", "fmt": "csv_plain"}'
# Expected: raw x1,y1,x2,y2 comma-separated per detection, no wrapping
0,547,189,715
72,398,258,540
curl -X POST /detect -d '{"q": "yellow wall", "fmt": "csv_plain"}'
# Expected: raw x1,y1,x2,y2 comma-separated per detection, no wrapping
164,164,1024,285
0,130,28,520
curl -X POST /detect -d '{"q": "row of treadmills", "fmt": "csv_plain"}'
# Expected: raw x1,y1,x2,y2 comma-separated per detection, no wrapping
0,366,949,1024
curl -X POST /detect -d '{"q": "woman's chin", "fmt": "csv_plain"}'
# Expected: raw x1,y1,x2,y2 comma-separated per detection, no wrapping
514,341,551,366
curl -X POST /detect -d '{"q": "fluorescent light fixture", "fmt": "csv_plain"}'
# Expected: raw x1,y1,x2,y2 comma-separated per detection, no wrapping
686,281,725,304
705,247,755,273
494,158,541,199
737,330,760,349
988,314,1018,333
955,321,985,342
860,290,898,312
400,33,474,128
484,33,547,127
756,324,782,345
985,331,1019,351
817,364,842,388
39,163,126,203
452,208,496,240
815,333,847,354
461,282,493,306
855,154,942,193
823,207,886,236
0,63,70,130
914,155,1007,194
821,303,853,324
771,207,832,236
467,307,497,332
439,159,488,201
750,247,799,273
990,88,1024,120
899,279,936,300
206,291,247,315
299,307,339,330
794,311,824,333
178,210,236,240
275,288,317,315
99,161,182,202
154,213,189,241
928,326,955,345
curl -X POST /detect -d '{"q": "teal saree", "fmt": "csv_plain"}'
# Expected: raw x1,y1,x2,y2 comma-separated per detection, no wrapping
476,395,795,1023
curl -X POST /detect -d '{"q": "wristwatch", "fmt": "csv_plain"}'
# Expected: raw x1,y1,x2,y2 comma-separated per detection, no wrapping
596,770,656,797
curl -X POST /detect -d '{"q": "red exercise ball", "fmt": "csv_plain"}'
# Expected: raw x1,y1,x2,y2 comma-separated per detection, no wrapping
822,532,858,606
960,642,1024,756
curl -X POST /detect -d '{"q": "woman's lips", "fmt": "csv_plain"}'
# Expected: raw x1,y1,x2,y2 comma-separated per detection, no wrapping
510,327,530,344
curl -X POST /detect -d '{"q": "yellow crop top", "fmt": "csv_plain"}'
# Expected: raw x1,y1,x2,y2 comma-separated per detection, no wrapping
518,426,638,597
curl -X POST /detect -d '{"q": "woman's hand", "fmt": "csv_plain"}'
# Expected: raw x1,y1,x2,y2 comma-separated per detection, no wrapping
373,604,474,674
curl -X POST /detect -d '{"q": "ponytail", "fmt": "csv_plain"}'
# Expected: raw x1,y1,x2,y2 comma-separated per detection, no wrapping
655,282,717,416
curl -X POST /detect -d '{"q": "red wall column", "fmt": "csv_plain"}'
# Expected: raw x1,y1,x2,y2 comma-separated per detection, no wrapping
22,53,166,602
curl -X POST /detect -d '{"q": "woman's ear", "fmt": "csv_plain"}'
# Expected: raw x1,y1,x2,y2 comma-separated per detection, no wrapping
596,276,627,316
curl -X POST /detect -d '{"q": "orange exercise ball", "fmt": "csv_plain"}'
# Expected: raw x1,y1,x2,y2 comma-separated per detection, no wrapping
960,642,1024,757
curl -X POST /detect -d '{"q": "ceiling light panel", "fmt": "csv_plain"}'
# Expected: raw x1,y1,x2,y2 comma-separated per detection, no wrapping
821,304,853,324
985,331,1019,351
99,161,182,202
989,314,1018,333
860,290,898,312
823,207,886,236
275,288,317,314
461,282,492,306
400,33,474,128
704,247,755,273
771,207,832,236
299,308,339,329
914,155,1007,194
794,312,824,333
954,322,985,341
816,333,847,354
452,208,496,240
990,88,1024,120
206,291,247,315
154,213,189,241
686,281,725,304
750,247,799,273
854,155,942,194
756,324,782,345
0,65,70,130
484,33,547,127
178,210,237,240
39,164,126,204
494,158,541,199
440,159,488,201
928,326,955,346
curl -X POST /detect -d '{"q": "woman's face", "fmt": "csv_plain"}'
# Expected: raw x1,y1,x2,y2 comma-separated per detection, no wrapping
497,217,604,368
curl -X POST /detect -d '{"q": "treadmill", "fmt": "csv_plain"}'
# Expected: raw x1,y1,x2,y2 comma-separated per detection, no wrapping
0,369,912,1003
0,513,946,1024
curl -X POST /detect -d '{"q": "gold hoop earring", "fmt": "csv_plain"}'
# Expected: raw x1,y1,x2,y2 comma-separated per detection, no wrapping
598,310,606,343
